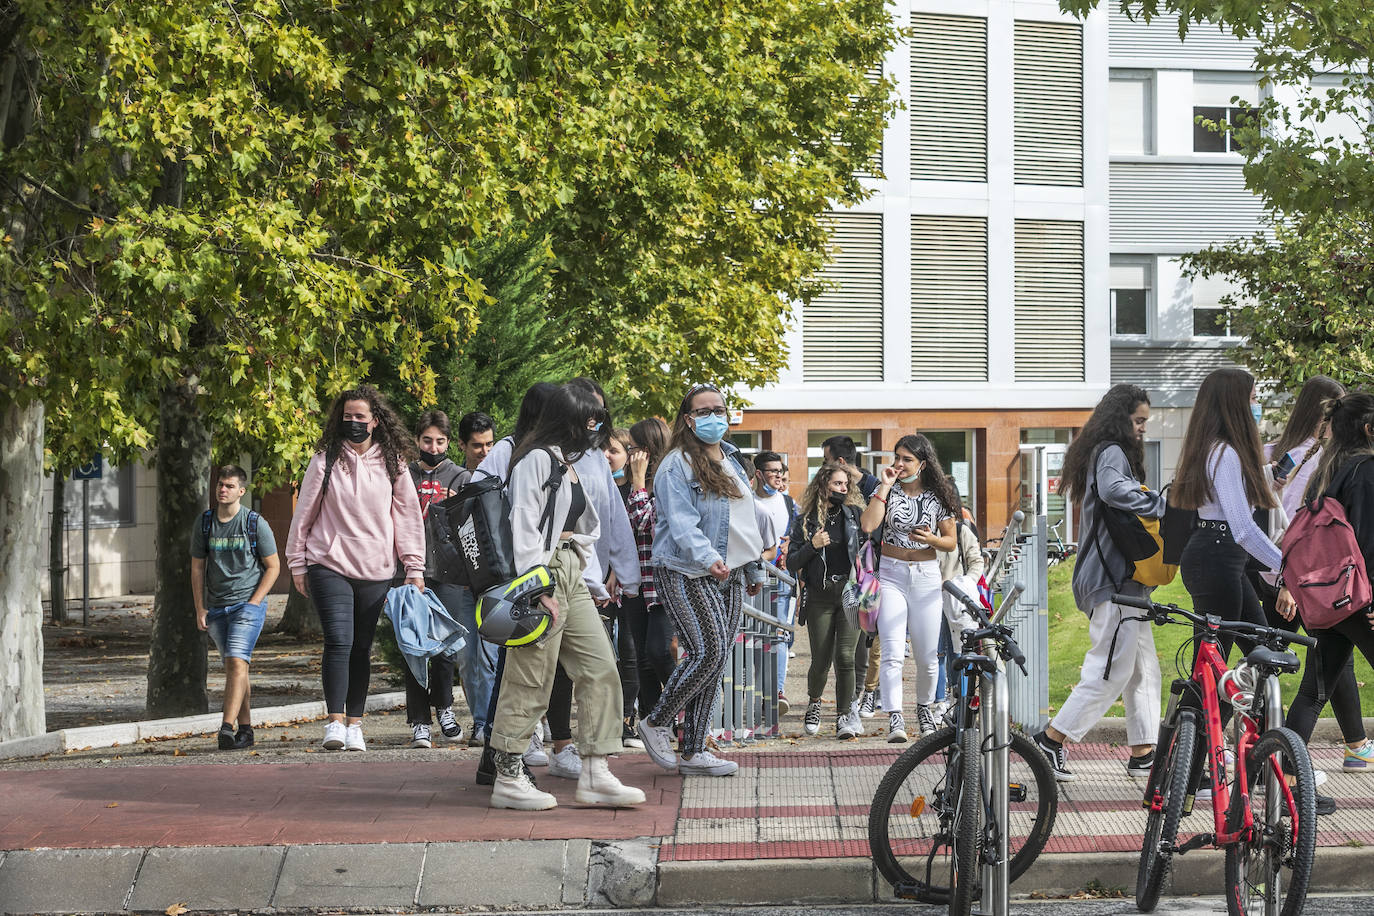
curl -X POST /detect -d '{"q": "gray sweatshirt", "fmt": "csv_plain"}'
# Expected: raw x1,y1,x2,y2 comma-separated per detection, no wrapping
1073,443,1168,613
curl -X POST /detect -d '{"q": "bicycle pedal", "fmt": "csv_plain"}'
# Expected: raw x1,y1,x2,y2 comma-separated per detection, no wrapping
1008,782,1027,803
1169,833,1214,856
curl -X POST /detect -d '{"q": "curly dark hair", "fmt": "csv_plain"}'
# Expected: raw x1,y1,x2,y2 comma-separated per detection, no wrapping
1058,384,1150,505
315,385,413,495
892,434,958,516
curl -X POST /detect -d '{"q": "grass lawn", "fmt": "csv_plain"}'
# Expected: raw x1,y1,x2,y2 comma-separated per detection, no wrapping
1045,557,1374,719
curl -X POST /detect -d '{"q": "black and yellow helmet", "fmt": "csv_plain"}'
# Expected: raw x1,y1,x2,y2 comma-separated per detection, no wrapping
475,565,556,647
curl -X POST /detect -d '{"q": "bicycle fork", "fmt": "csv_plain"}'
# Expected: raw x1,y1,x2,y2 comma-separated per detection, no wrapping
976,667,1010,916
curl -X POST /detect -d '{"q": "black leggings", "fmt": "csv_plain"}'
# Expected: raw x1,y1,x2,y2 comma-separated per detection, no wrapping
616,595,647,718
307,564,390,718
631,600,677,715
1248,569,1366,745
1287,612,1374,745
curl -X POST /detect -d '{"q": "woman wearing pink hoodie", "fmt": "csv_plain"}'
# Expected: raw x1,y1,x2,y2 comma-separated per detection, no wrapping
286,386,426,751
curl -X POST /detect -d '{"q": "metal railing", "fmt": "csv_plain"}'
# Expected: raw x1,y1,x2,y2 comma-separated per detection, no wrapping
713,565,796,743
988,512,1051,733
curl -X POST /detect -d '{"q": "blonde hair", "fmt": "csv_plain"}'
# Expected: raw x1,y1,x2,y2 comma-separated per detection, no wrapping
799,463,864,525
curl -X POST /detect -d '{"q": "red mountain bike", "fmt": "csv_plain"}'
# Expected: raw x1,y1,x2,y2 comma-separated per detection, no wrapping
1112,594,1318,916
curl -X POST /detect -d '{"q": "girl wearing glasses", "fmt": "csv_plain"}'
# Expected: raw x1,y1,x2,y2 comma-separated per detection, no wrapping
638,384,772,777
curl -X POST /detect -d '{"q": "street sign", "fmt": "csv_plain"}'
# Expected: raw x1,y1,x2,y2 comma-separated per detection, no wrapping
73,456,103,480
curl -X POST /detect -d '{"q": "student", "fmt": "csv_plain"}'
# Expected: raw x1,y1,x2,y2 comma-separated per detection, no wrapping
639,383,771,777
935,479,984,717
458,411,496,472
626,417,676,718
860,434,965,742
1286,392,1374,774
1030,385,1165,781
405,410,470,749
191,465,280,750
822,435,880,500
752,451,796,713
786,463,865,739
285,385,425,751
606,427,645,746
487,384,645,810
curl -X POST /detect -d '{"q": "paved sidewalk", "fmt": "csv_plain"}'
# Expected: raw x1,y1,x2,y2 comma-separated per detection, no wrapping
3,715,1373,913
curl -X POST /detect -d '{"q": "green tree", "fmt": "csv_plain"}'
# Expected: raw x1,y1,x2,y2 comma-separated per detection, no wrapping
1060,2,1374,390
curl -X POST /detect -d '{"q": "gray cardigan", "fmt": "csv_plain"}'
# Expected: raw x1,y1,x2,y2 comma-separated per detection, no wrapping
1073,443,1168,613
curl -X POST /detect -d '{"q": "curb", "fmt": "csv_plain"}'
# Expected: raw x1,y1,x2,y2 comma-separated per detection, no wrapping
0,692,406,761
1081,716,1371,746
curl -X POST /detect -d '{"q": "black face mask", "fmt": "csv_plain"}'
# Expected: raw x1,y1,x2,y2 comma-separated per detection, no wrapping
343,419,371,443
828,492,847,507
418,451,444,468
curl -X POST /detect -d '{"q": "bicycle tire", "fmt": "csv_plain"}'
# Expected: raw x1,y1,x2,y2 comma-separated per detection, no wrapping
1137,711,1196,913
1224,726,1316,916
950,726,982,916
869,727,1058,903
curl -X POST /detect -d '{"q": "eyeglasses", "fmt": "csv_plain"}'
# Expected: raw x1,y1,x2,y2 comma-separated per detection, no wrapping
759,467,784,477
688,407,729,419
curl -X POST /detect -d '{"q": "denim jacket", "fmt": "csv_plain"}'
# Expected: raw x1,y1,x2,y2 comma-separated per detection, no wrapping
652,440,760,578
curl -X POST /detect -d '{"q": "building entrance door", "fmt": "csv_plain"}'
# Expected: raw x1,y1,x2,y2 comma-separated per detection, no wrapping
1018,443,1070,541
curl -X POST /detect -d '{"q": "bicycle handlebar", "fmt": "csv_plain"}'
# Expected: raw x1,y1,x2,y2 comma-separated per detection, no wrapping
943,580,1027,674
1110,593,1318,649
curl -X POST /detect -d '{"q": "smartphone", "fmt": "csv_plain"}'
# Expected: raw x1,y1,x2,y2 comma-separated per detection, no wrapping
1274,451,1296,482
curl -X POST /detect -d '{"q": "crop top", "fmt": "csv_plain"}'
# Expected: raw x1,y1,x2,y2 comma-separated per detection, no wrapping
564,479,586,532
882,485,951,550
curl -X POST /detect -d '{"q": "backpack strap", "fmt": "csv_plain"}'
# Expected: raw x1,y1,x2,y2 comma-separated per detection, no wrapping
956,519,969,576
535,448,568,553
318,448,340,500
1086,442,1127,600
247,510,260,556
201,509,213,540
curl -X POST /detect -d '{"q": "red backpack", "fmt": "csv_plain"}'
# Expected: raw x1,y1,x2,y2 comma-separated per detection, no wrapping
1281,460,1372,630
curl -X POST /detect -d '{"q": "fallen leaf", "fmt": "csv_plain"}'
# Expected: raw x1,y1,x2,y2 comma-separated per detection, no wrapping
172,748,186,757
105,802,119,808
166,904,189,915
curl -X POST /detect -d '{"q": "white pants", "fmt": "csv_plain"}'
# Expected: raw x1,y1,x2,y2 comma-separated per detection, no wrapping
1050,598,1162,746
877,556,946,711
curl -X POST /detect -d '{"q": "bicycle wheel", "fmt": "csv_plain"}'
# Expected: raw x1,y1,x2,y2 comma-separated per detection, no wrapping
949,726,983,916
1224,726,1316,916
1137,711,1196,913
869,727,1058,903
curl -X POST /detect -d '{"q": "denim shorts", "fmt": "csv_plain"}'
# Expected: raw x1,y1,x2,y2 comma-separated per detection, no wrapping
207,600,267,662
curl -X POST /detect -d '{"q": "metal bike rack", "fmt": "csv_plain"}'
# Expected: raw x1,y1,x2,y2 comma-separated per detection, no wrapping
714,565,797,742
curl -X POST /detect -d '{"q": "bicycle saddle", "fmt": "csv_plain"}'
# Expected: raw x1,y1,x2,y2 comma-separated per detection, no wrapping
1245,645,1300,674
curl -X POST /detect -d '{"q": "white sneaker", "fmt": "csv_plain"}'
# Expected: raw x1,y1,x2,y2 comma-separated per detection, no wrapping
523,730,549,767
1314,768,1328,788
345,723,366,752
639,720,679,773
837,704,865,740
679,750,739,776
322,720,346,750
575,755,646,806
803,700,822,736
548,743,583,780
411,723,432,749
491,772,557,810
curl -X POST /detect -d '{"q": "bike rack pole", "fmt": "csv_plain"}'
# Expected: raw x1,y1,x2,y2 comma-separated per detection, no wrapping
978,666,1010,916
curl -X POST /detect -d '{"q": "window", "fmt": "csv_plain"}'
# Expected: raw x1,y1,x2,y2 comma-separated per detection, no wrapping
1014,20,1084,186
1190,272,1237,337
804,212,884,382
910,14,987,182
1014,220,1085,381
1308,74,1370,150
1110,257,1152,336
1143,440,1162,492
1109,73,1153,154
1193,74,1259,154
807,429,870,481
64,462,136,529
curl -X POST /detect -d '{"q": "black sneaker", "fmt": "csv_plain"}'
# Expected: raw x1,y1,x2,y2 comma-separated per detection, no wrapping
1126,751,1153,778
1317,794,1337,816
622,717,645,749
436,707,464,741
217,723,236,750
233,724,255,749
1033,731,1075,782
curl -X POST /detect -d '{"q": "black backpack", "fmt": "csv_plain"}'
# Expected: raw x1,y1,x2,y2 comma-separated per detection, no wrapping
433,447,565,594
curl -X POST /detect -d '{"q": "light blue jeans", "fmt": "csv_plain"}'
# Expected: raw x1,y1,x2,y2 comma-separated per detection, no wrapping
773,583,793,694
207,600,267,662
433,583,497,732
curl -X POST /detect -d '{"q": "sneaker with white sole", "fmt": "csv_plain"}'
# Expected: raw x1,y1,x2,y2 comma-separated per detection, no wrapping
436,707,463,741
1032,730,1074,782
523,730,549,767
803,701,822,736
858,690,877,719
411,723,433,749
575,755,646,806
679,750,739,776
548,743,583,779
639,719,679,772
1126,751,1154,778
345,723,366,752
622,717,645,749
322,720,346,750
916,704,937,736
1344,740,1374,772
887,711,908,744
837,706,865,740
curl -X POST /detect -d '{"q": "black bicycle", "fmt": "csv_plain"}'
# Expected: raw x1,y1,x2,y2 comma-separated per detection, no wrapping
869,583,1058,913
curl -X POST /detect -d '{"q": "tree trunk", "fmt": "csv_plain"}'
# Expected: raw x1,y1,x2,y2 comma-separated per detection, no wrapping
49,469,65,624
146,380,210,717
276,583,321,637
0,401,47,740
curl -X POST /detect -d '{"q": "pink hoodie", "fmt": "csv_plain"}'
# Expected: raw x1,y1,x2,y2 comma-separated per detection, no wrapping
285,444,425,581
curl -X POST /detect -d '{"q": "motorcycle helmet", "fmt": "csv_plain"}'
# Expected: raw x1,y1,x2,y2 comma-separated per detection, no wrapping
475,565,556,646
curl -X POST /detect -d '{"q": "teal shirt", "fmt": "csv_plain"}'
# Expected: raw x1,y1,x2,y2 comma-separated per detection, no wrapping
190,506,277,608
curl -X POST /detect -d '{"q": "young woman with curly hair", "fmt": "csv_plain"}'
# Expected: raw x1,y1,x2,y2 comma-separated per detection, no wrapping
860,433,962,743
285,385,425,752
786,463,867,739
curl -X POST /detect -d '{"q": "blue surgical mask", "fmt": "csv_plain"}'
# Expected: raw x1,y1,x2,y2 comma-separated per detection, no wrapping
691,413,729,445
761,484,778,496
1251,403,1263,426
612,467,626,481
899,472,921,484
591,421,604,432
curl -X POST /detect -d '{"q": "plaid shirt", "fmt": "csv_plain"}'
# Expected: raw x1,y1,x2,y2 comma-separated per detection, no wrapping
626,487,657,606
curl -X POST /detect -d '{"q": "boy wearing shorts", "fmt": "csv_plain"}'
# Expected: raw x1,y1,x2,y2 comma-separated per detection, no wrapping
191,465,280,749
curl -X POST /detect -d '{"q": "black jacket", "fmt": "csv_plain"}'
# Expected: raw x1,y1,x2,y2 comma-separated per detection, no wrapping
1321,456,1374,580
786,503,865,592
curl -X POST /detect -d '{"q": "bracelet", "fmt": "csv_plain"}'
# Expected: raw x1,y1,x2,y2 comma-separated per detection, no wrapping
872,493,886,504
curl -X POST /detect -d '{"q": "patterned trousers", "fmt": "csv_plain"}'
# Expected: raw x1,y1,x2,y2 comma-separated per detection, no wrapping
647,569,744,756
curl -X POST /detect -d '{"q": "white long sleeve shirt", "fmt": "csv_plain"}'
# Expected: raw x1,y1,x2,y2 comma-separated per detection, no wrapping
1197,444,1283,572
